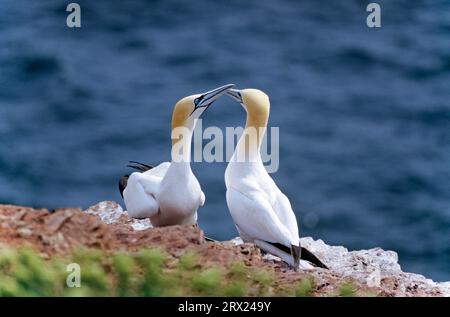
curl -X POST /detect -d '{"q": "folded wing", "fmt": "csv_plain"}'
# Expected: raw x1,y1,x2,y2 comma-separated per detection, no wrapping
123,162,171,219
226,187,295,248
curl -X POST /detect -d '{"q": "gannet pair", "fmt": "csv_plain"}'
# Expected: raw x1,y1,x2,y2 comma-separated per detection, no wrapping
119,85,326,270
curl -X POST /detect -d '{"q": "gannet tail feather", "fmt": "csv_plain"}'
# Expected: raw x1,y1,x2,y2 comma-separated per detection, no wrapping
127,161,154,172
119,175,129,199
300,246,328,269
259,241,327,270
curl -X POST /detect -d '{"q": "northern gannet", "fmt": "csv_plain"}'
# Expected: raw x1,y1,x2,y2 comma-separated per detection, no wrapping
119,84,235,226
225,88,327,270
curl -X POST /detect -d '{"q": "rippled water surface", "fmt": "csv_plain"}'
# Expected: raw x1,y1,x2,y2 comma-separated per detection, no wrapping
0,0,449,280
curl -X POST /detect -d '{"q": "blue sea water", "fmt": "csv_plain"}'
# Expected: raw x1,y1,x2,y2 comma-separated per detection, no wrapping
0,0,449,281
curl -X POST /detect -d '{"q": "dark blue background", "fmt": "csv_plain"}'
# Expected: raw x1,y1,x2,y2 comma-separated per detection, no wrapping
0,0,449,281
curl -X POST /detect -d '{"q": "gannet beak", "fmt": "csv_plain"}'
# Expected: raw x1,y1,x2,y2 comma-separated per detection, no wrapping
225,88,243,103
193,84,235,112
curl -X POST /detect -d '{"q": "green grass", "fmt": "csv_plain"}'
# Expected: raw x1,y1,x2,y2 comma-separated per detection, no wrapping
295,278,315,297
339,281,358,297
251,269,274,296
0,246,358,297
191,268,223,295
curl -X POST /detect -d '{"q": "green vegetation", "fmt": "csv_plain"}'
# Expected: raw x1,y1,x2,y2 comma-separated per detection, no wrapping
0,247,269,296
0,246,362,297
295,278,315,297
339,281,357,297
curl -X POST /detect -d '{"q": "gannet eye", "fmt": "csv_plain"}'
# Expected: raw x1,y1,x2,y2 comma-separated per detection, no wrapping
194,98,200,106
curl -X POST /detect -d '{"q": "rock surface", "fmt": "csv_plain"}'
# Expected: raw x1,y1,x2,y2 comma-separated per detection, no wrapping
1,201,448,297
84,201,450,297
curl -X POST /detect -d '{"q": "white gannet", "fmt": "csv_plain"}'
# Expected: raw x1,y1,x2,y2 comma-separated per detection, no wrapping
119,84,235,226
225,88,327,270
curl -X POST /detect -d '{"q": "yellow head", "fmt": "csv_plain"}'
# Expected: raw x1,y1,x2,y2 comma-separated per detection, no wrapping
171,95,198,131
171,84,234,145
226,88,270,129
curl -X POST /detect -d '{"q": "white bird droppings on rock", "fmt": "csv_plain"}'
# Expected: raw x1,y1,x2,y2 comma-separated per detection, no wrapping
84,201,153,230
130,218,152,231
298,237,450,297
84,201,127,224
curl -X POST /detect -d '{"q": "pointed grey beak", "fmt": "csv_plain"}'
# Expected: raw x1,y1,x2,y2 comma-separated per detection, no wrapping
225,88,243,103
195,84,235,110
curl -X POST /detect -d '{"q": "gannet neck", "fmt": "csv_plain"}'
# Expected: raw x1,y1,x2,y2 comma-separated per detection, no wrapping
170,97,197,162
171,125,194,163
233,122,267,163
233,89,270,162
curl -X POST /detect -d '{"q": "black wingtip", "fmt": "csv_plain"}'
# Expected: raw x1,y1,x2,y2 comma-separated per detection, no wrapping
118,161,153,199
118,174,129,199
301,247,328,269
127,161,153,172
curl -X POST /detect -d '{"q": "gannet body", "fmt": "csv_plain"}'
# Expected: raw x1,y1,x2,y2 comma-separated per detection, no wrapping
119,84,234,226
225,88,327,270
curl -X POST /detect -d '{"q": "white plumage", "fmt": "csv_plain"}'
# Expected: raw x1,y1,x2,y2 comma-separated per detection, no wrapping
124,161,204,226
121,84,234,226
225,88,326,269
